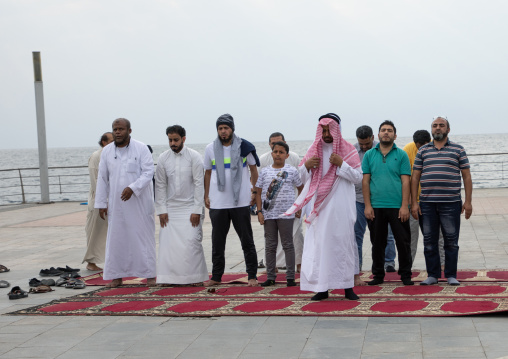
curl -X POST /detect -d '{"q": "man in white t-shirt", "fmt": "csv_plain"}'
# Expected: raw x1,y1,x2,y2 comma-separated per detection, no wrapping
204,114,260,287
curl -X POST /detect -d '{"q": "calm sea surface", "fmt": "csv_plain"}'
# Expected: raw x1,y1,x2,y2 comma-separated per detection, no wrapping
1,134,507,205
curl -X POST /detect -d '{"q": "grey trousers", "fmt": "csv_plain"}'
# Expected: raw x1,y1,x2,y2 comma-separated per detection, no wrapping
264,218,295,281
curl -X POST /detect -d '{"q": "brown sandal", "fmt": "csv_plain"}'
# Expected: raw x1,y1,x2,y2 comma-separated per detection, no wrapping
29,285,53,293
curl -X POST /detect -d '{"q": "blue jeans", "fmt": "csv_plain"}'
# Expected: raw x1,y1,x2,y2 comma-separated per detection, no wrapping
420,201,462,279
355,202,396,270
355,202,367,270
384,226,396,267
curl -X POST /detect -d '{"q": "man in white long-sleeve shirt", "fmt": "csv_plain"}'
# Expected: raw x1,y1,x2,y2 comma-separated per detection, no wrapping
155,125,208,286
95,118,156,288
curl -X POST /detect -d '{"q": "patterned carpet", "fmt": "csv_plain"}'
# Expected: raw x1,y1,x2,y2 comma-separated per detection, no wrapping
81,269,508,286
9,277,508,317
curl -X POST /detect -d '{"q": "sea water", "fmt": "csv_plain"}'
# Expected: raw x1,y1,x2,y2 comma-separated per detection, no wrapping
1,134,507,205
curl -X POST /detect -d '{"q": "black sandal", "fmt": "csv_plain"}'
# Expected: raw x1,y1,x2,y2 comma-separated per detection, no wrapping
8,286,28,300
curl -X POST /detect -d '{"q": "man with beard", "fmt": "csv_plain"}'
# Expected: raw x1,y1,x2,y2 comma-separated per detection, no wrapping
353,125,396,285
83,131,113,271
411,117,472,286
285,113,362,301
203,114,260,287
362,120,414,286
95,118,156,288
155,125,208,286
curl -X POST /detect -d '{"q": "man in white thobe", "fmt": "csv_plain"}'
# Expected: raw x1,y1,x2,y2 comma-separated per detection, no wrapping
155,125,208,285
285,113,362,301
83,131,113,271
95,118,156,288
258,132,304,272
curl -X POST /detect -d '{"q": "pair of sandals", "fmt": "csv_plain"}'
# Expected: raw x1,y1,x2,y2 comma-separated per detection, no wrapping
56,278,86,289
8,286,28,300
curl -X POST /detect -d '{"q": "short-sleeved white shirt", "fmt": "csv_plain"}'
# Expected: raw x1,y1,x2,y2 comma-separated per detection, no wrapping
255,164,302,220
204,143,256,209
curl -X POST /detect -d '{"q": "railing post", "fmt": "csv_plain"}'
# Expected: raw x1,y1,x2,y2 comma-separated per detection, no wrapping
59,175,62,194
18,169,26,204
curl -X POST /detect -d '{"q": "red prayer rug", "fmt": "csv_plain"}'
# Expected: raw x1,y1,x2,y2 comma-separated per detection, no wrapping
81,269,508,286
9,281,508,317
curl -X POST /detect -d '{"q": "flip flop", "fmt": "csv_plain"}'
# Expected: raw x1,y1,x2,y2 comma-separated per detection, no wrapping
0,280,10,288
0,265,10,273
29,285,53,293
8,286,28,299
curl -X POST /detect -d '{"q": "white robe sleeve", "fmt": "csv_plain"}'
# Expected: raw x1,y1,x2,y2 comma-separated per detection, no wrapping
298,164,310,185
94,148,110,209
336,161,363,184
191,151,205,215
128,144,154,197
154,153,168,215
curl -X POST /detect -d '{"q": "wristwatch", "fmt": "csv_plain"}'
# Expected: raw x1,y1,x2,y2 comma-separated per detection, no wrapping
255,210,262,215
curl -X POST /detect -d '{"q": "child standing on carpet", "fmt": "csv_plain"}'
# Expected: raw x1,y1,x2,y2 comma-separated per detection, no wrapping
254,141,303,287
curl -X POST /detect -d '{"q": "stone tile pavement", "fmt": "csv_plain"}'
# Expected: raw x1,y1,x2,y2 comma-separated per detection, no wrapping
0,188,507,358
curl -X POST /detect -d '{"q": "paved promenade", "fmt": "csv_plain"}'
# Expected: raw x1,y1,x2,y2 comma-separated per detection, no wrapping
0,188,507,358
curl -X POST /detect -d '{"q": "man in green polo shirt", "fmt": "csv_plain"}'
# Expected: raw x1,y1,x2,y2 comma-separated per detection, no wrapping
362,120,414,286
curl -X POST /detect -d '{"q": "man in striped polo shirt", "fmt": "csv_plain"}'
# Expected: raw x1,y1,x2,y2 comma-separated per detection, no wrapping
411,116,473,286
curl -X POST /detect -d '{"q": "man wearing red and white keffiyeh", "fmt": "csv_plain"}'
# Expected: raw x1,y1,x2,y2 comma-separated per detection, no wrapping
285,113,363,301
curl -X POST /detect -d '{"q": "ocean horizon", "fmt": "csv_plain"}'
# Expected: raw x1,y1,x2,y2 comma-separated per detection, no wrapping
1,133,507,205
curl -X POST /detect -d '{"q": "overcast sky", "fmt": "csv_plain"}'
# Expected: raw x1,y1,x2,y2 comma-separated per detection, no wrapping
1,0,507,149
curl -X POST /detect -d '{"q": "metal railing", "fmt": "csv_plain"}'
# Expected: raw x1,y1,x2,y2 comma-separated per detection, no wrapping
1,153,508,205
1,166,89,205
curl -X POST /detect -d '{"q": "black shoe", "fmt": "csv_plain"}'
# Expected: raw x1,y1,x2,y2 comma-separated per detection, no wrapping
56,278,69,287
402,278,414,286
385,265,396,272
39,267,63,276
287,279,297,287
56,266,80,273
29,278,42,287
344,288,359,300
311,291,329,301
260,279,276,287
41,279,56,286
60,272,81,279
368,278,384,286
